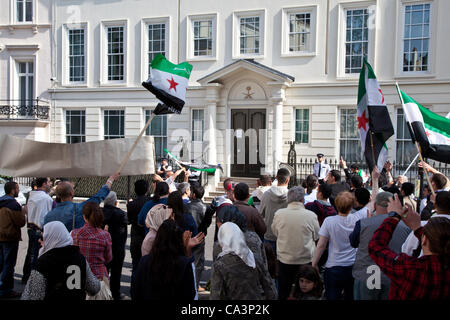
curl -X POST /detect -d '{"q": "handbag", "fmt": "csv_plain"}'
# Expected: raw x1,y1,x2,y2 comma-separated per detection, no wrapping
86,278,113,300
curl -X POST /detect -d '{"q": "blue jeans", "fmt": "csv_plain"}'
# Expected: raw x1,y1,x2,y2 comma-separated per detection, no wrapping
22,228,41,281
324,266,354,300
0,241,19,296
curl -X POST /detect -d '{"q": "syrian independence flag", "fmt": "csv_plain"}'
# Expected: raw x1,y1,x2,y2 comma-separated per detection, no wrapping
163,148,223,173
142,54,193,115
400,90,450,163
357,59,394,171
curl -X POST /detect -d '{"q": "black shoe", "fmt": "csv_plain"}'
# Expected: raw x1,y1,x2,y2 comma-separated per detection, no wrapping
21,276,29,284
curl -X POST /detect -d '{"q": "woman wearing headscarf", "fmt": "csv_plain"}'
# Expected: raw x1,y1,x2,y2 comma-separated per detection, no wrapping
210,222,262,300
131,219,204,300
215,205,277,299
21,221,100,300
141,204,173,256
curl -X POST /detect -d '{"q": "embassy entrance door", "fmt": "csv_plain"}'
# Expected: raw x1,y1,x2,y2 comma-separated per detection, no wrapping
230,109,266,177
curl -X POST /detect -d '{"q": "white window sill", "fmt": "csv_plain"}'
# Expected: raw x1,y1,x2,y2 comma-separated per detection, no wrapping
187,56,217,62
394,73,436,79
99,82,128,87
336,74,360,81
232,53,265,60
281,52,316,58
61,83,88,88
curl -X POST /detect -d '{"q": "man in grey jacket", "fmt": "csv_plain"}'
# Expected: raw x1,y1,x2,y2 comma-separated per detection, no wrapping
259,168,290,255
349,192,411,300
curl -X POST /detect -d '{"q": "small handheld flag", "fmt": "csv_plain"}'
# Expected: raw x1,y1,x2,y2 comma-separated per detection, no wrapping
142,54,193,115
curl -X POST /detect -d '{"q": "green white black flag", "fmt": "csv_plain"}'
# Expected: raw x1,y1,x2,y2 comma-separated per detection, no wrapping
357,59,394,171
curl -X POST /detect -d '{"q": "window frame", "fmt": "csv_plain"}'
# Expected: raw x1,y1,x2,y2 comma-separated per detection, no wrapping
395,107,420,165
14,0,34,24
100,20,128,86
17,61,34,108
142,17,170,81
394,0,436,78
232,9,266,59
294,107,310,144
281,5,318,57
62,23,88,86
186,13,218,62
144,109,168,162
103,109,125,140
65,109,86,144
191,109,205,142
336,1,376,80
338,107,363,162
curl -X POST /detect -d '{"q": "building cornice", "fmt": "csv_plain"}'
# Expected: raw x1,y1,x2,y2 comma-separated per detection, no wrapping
290,79,450,88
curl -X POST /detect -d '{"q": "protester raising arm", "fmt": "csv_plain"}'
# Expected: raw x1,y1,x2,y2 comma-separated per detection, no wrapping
84,171,121,205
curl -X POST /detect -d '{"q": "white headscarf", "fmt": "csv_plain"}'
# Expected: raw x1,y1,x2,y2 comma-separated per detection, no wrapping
217,222,255,268
39,221,73,257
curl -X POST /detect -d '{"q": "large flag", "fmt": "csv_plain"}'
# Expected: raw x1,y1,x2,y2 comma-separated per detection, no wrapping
142,54,193,115
163,148,223,174
0,135,155,177
357,59,394,171
399,90,450,163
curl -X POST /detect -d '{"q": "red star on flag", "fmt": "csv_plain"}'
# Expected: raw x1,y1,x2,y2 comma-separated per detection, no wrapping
426,130,431,137
167,76,179,92
358,110,369,131
378,89,385,104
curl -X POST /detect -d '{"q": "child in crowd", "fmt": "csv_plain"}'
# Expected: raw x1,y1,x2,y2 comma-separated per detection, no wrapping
288,265,324,300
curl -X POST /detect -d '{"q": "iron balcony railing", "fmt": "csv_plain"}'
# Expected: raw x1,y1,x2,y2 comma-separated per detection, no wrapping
0,99,50,120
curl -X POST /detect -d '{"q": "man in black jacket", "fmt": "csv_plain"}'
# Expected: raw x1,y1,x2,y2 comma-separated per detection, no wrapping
126,179,150,284
102,191,128,300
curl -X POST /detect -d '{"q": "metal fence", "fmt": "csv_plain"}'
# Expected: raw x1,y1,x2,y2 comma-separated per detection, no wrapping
285,141,450,187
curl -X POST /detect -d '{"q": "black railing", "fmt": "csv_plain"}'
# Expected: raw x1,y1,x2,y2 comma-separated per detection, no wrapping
0,99,50,120
289,157,450,187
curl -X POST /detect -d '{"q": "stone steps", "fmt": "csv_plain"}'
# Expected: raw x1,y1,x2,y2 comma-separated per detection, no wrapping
204,176,259,204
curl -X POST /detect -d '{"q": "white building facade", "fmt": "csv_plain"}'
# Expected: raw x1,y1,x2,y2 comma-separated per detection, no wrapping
1,0,450,186
0,0,53,141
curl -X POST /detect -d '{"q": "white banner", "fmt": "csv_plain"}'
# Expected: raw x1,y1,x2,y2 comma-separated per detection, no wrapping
0,135,155,177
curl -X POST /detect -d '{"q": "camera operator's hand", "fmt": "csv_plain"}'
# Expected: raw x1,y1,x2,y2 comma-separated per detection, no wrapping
402,203,421,231
387,194,407,216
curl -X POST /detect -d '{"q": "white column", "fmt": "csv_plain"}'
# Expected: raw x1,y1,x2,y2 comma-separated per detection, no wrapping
269,84,286,175
205,84,222,187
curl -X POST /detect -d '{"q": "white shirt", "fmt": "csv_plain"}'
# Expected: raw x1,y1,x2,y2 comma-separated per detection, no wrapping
304,189,317,205
352,206,370,220
401,213,450,257
319,214,361,268
313,162,331,180
27,190,53,229
164,176,178,193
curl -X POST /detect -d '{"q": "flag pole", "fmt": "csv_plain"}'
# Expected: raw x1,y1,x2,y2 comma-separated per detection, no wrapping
402,152,420,176
395,82,435,196
369,130,377,170
118,113,156,173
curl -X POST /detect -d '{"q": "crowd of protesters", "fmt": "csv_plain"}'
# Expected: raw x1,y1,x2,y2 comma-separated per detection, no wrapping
0,152,449,300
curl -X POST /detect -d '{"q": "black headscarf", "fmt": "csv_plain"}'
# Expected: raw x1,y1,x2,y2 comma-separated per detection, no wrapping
216,205,246,232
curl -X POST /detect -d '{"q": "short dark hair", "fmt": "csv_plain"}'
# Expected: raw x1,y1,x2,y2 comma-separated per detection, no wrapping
401,182,415,196
431,173,448,190
4,181,18,195
233,183,249,201
435,191,450,213
276,168,291,185
318,183,332,199
354,188,371,206
191,185,205,199
258,175,272,186
134,179,149,196
223,178,233,190
329,170,341,182
35,177,48,188
350,164,359,170
350,174,363,189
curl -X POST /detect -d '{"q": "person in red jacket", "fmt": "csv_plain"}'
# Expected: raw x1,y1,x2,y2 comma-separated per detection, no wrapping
368,193,450,300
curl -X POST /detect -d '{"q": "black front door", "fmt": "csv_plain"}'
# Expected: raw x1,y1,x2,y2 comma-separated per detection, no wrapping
231,109,266,177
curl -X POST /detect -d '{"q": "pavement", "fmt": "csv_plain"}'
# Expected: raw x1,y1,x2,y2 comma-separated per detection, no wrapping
1,200,215,300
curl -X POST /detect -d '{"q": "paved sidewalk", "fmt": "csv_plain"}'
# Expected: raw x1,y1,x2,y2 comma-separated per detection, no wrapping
2,200,215,300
